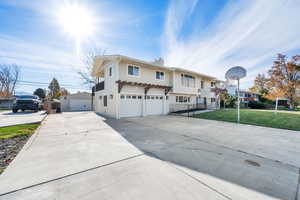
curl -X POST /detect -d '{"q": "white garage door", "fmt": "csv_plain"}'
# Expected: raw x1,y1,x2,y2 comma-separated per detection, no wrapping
119,94,143,118
70,99,91,111
146,95,164,115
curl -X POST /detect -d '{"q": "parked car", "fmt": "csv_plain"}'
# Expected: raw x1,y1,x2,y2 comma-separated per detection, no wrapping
12,95,41,113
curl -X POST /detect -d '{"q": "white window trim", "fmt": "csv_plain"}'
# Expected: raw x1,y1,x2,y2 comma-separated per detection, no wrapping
155,71,165,81
127,64,140,77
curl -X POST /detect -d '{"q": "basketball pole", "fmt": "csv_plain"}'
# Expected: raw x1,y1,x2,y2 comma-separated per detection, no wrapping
237,78,240,123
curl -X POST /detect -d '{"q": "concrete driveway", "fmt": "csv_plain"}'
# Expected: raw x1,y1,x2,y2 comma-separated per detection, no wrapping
0,111,46,127
106,115,300,200
0,113,299,200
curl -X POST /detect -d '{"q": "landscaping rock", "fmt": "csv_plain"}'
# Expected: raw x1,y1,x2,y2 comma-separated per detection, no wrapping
0,135,30,174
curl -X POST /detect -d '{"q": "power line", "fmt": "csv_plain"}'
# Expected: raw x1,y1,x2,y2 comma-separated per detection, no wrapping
17,80,91,90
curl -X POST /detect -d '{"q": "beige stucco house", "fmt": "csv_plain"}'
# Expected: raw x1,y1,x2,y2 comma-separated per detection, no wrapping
91,55,220,119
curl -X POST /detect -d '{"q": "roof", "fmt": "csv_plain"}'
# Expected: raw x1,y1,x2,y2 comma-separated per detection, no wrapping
93,55,217,80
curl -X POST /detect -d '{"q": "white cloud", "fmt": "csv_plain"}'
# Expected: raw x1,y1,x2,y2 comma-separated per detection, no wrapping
162,0,300,88
0,34,84,70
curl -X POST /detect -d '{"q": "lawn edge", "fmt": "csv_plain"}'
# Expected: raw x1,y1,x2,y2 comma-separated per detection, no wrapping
191,115,300,132
0,114,48,176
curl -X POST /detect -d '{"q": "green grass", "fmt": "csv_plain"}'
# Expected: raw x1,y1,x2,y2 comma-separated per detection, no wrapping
193,109,300,131
0,123,40,139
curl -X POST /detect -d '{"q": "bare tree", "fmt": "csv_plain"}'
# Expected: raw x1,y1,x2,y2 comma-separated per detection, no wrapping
0,64,20,97
78,48,106,89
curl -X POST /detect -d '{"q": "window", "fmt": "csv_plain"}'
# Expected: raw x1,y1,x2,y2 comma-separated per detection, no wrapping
132,95,137,99
166,96,169,100
120,95,125,99
138,96,142,99
179,96,183,102
176,96,191,103
155,96,159,99
159,96,163,100
181,74,195,87
211,82,215,87
128,65,140,76
211,98,216,103
99,96,102,100
151,96,154,99
156,71,164,80
103,96,107,107
109,67,112,77
146,96,150,99
201,81,204,89
110,94,113,99
126,95,131,99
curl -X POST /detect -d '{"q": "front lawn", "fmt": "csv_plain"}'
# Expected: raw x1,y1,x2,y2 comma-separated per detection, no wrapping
193,109,300,131
0,123,40,174
0,123,40,139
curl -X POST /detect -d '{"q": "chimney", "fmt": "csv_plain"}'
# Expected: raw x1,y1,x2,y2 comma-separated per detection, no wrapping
152,57,164,66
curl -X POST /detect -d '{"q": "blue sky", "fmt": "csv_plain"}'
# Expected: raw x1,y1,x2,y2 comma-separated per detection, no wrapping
1,0,300,94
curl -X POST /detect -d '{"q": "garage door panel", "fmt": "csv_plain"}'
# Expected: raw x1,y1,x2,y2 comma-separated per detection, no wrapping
70,100,91,111
120,94,142,118
146,95,164,116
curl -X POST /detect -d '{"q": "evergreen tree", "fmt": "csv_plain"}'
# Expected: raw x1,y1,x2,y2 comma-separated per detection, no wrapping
48,78,61,99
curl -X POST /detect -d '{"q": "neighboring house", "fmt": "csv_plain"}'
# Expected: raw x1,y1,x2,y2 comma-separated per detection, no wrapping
0,97,15,109
238,90,259,103
60,92,92,112
91,55,219,119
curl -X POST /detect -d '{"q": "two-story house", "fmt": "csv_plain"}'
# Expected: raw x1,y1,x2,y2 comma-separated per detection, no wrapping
91,55,219,119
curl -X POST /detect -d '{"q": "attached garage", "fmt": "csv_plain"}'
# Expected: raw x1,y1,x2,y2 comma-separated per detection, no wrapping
145,95,164,115
119,94,143,118
60,92,92,112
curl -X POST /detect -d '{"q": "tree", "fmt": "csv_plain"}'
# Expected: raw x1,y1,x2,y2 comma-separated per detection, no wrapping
60,88,70,96
48,78,61,100
267,54,300,109
249,73,270,97
225,95,237,108
0,64,20,97
33,88,46,99
78,48,106,89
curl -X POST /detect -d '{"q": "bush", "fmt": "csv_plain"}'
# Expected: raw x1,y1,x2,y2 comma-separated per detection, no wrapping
248,101,266,109
225,96,237,108
248,101,275,109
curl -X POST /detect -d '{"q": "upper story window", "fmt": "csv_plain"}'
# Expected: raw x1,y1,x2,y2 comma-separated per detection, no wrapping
156,71,165,80
211,82,215,87
200,81,204,89
181,74,195,88
109,67,112,77
128,65,140,76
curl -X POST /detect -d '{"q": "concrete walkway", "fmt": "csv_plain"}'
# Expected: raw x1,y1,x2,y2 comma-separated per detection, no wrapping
0,112,229,200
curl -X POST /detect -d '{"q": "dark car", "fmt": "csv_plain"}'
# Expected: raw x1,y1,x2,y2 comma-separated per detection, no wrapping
12,95,41,113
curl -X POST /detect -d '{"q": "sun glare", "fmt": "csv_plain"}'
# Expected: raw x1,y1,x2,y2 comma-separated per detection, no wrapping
58,3,95,54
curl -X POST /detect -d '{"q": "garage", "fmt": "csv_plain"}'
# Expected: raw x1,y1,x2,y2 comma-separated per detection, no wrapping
60,92,92,112
119,94,143,117
146,95,164,115
69,99,91,111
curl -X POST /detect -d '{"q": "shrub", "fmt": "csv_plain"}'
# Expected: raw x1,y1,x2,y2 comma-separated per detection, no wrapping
248,101,266,109
225,95,237,108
